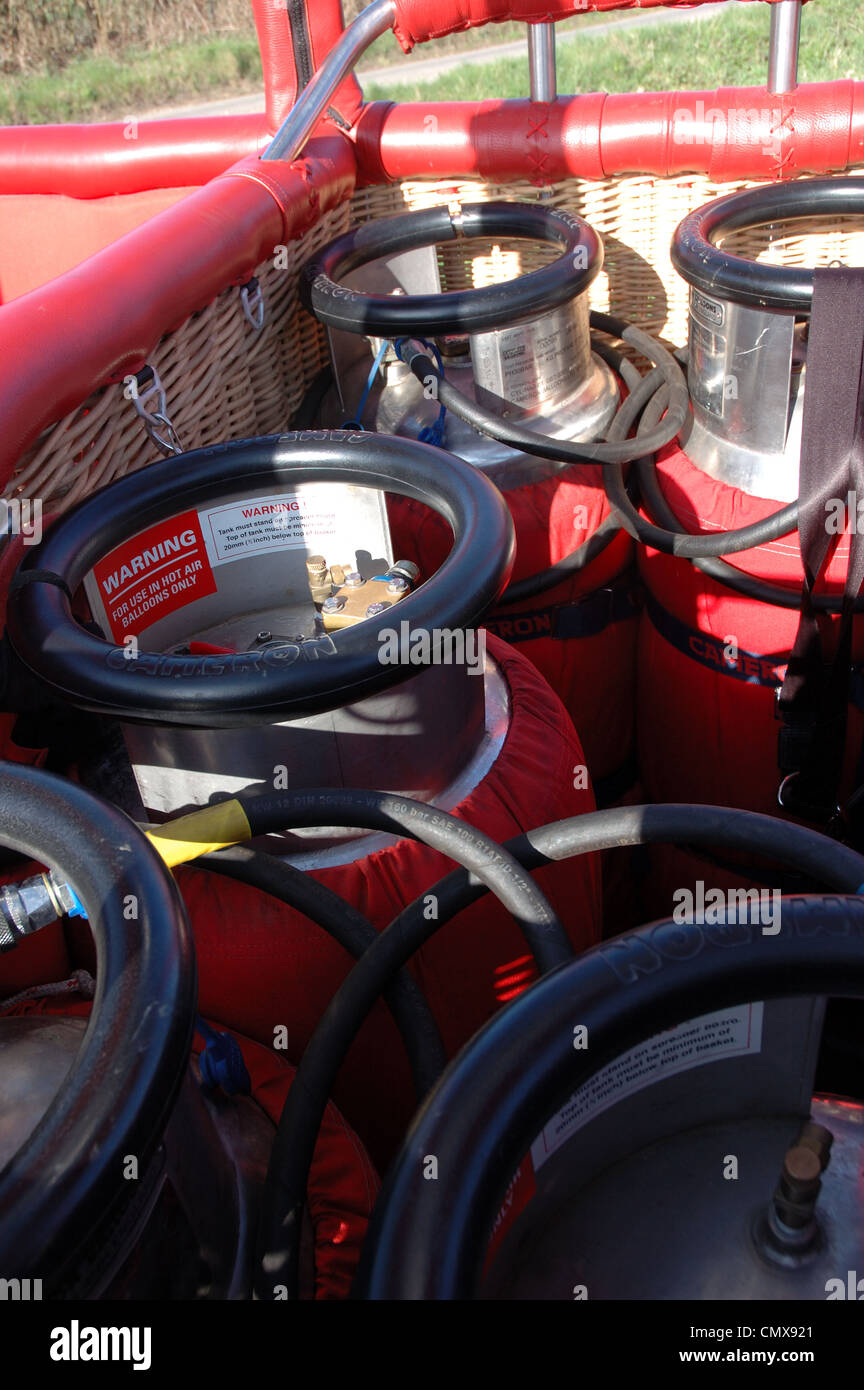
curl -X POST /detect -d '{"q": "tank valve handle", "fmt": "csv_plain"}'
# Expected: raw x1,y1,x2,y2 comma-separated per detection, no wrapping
306,554,333,606
758,1119,834,1261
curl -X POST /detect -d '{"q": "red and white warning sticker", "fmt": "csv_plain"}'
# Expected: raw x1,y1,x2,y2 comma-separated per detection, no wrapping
90,509,216,643
198,489,347,566
86,485,391,644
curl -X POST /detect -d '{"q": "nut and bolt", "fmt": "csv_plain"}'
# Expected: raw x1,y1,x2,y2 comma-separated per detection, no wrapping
366,601,391,618
344,571,364,588
322,596,346,614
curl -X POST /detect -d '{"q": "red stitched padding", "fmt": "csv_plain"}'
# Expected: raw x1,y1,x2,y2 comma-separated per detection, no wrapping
68,635,599,1169
0,118,268,199
637,443,864,823
251,0,364,133
0,996,378,1301
388,468,637,782
354,83,864,186
391,0,807,53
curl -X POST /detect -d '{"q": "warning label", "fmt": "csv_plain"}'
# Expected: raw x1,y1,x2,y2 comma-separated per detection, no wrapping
531,1003,764,1170
91,508,216,642
200,490,344,566
86,485,390,644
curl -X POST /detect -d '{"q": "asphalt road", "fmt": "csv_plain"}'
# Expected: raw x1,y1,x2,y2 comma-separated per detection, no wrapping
134,1,734,122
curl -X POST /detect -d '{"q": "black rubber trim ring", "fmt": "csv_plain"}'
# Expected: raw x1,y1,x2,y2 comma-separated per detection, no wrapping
672,176,864,311
0,764,195,1293
299,201,601,336
356,893,864,1300
7,569,72,599
6,431,514,727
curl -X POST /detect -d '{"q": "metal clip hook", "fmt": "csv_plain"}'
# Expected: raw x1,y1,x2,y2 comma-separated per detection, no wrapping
123,366,183,457
240,277,265,333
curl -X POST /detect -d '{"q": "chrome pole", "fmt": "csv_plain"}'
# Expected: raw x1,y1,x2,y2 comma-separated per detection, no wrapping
528,21,557,103
767,0,801,95
262,0,397,162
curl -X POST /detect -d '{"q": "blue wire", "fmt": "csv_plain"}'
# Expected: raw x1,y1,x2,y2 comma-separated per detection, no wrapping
394,337,448,448
342,338,391,430
344,336,448,447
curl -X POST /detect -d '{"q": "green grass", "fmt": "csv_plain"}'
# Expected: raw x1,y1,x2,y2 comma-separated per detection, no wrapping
365,0,862,103
0,4,643,124
0,33,262,124
0,0,860,125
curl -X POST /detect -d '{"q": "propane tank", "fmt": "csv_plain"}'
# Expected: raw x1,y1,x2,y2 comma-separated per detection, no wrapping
6,433,601,1163
487,1096,864,1300
356,899,864,1303
636,178,864,916
300,201,639,804
0,1007,375,1298
485,991,860,1300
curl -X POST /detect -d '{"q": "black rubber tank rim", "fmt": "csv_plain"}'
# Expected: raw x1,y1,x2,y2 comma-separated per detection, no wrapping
299,201,602,336
672,177,864,312
355,892,864,1300
0,763,195,1295
6,431,514,727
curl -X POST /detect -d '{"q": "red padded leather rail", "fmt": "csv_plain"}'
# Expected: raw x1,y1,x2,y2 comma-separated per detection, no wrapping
0,117,269,198
0,136,354,492
252,0,363,133
391,0,808,52
354,82,864,183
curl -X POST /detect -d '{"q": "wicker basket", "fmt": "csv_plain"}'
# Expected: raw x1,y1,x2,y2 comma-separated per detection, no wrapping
9,170,864,513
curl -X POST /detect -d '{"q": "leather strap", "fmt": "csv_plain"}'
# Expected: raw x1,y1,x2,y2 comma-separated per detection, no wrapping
776,267,864,825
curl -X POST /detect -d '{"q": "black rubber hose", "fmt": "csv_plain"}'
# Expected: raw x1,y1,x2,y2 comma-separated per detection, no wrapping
400,312,689,465
0,764,195,1295
197,845,447,1096
498,513,622,605
632,371,864,613
255,800,864,1301
486,334,655,605
249,789,568,1303
591,336,643,393
634,433,864,614
356,893,864,1299
602,367,800,557
382,802,864,964
6,431,515,726
290,365,334,429
234,789,568,975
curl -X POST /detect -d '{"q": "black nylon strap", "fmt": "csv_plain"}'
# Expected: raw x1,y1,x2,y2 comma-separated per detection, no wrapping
776,267,864,824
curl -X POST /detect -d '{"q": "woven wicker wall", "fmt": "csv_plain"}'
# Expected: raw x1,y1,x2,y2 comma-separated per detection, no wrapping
8,168,864,514
7,201,350,512
351,173,864,352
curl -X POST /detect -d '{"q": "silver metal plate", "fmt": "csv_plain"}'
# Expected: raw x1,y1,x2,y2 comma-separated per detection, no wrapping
686,289,801,502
